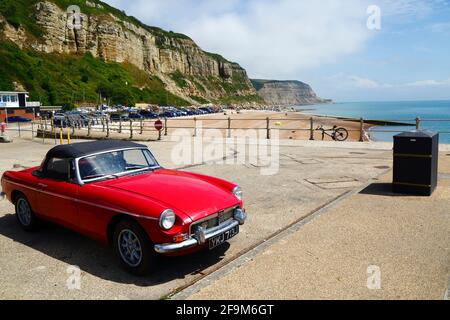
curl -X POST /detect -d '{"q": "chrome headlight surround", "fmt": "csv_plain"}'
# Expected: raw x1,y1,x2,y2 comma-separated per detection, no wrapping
232,186,243,201
159,209,176,230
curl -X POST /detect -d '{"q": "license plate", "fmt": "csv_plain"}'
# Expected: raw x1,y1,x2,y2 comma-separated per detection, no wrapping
209,225,239,250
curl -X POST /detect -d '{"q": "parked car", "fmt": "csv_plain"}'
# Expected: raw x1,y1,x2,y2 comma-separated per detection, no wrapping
110,113,130,122
180,108,195,116
0,140,246,275
6,116,32,123
200,107,214,114
53,114,68,128
139,110,158,119
159,111,176,118
128,113,144,120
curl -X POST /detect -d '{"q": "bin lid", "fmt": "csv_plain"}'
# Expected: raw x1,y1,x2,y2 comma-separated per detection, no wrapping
394,130,438,139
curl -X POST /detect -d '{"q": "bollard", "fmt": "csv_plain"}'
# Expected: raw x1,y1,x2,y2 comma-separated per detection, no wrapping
31,122,34,141
164,117,168,136
266,117,270,140
140,119,143,135
18,120,21,137
416,117,421,130
130,120,133,139
309,117,315,140
102,119,105,132
106,120,110,138
59,127,63,145
67,130,71,144
119,119,122,134
359,118,364,142
158,128,162,141
227,117,231,138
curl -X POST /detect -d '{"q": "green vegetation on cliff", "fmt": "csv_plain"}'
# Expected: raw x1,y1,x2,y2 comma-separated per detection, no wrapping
0,40,189,106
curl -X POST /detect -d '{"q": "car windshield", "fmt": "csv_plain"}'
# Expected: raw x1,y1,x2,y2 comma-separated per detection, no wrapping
78,148,159,182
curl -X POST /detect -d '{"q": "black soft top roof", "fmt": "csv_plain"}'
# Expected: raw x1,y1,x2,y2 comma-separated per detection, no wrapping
46,140,147,159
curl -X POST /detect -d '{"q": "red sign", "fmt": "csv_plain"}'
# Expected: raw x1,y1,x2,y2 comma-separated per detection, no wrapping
154,120,163,131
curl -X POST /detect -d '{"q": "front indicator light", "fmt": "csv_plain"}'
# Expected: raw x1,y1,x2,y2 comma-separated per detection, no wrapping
173,234,189,243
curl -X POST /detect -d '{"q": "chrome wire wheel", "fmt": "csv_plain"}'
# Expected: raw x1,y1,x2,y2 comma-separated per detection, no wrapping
17,198,32,226
118,229,143,267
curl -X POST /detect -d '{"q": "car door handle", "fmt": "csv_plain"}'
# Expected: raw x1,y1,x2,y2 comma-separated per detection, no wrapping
37,183,48,188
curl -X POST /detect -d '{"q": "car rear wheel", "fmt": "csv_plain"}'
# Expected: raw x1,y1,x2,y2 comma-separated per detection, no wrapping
113,219,158,276
15,194,39,231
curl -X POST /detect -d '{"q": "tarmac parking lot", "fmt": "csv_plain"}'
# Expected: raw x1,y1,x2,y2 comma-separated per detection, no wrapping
1,137,395,299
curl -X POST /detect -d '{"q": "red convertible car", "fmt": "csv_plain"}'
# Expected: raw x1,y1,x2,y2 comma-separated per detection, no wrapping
0,140,246,275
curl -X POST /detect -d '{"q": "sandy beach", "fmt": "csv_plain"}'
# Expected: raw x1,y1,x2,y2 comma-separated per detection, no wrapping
163,110,372,142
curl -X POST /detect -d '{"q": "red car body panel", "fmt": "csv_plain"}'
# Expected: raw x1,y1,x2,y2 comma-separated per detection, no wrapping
1,165,243,253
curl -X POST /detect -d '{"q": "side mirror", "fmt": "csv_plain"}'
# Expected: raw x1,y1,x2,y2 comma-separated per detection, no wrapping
32,170,43,178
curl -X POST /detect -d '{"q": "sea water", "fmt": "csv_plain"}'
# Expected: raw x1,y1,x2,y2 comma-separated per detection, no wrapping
296,100,450,144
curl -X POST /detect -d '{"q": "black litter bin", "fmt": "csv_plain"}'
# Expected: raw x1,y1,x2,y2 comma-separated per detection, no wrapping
393,130,439,196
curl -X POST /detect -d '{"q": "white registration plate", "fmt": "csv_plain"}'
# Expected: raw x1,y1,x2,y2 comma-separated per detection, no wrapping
209,225,239,250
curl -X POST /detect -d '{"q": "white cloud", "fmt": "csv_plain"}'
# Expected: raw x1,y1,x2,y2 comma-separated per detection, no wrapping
326,74,450,90
377,0,449,21
406,79,450,87
104,0,373,78
348,76,381,88
427,22,450,33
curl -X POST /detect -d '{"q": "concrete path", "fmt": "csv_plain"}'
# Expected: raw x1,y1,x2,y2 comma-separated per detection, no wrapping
180,155,450,300
0,138,393,299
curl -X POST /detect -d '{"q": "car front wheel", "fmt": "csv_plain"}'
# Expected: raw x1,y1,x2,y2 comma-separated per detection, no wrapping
15,194,39,231
113,219,158,276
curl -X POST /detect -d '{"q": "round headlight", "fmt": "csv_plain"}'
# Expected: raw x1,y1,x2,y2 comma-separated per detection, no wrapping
159,209,176,230
232,186,243,201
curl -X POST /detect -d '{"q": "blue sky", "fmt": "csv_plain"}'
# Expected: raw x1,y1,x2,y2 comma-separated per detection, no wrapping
104,0,450,102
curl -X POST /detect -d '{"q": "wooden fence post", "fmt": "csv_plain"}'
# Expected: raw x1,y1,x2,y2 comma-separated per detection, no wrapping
228,117,231,138
140,119,143,135
164,117,168,136
309,117,315,140
106,120,110,138
266,117,270,140
359,118,364,142
87,120,91,137
193,117,197,137
119,119,122,134
130,120,133,139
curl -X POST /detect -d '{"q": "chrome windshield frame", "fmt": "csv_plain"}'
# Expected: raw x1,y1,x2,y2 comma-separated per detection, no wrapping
74,147,161,185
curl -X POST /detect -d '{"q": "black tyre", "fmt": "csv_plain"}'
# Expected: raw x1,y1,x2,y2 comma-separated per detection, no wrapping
15,194,39,231
113,219,159,276
334,128,349,141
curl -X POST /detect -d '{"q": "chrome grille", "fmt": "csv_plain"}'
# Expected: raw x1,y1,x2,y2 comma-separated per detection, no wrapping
190,207,236,235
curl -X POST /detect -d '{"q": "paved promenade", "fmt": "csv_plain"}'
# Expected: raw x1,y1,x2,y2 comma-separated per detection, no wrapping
181,155,450,300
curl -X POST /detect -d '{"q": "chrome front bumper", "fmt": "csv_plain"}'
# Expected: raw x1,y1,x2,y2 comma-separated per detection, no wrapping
0,192,5,201
154,209,246,254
